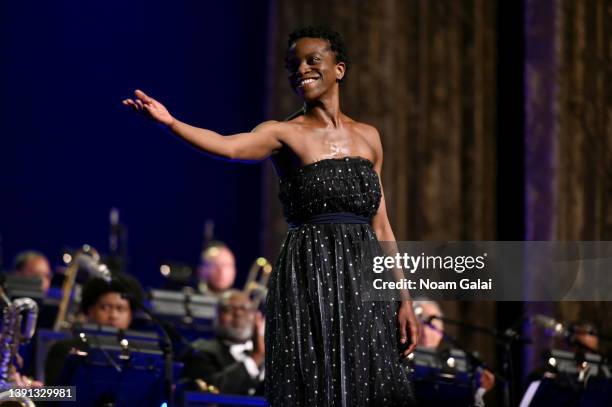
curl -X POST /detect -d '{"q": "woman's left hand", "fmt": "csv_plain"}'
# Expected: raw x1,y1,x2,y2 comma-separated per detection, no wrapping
397,301,419,357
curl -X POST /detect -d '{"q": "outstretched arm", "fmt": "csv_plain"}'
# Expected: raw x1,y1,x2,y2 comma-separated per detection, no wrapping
368,127,419,357
123,90,283,161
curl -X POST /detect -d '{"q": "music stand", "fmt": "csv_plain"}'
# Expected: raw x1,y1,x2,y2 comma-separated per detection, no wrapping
55,325,182,406
145,289,217,342
521,348,612,406
406,347,475,407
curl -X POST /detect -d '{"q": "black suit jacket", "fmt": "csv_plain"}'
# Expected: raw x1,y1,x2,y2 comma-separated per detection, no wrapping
44,338,81,386
181,337,263,395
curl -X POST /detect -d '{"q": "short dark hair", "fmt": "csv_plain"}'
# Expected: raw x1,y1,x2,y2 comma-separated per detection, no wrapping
286,25,350,81
13,250,46,272
80,273,144,314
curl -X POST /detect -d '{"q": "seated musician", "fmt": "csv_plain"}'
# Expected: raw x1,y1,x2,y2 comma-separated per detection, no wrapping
195,241,237,297
568,321,600,353
181,290,265,395
12,250,53,295
44,274,143,385
414,299,495,406
526,320,601,384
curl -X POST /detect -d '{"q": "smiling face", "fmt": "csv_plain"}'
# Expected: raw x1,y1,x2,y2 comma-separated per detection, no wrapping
216,291,255,343
286,37,346,102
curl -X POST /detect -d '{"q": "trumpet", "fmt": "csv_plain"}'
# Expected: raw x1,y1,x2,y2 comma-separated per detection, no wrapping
242,257,272,308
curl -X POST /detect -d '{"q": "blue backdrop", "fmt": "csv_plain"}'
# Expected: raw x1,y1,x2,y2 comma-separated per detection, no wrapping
1,1,271,288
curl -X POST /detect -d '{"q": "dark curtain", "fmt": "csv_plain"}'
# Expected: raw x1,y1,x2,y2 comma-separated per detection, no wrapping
525,0,612,372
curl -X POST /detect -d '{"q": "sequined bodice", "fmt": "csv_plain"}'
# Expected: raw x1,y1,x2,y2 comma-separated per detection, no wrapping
278,156,382,224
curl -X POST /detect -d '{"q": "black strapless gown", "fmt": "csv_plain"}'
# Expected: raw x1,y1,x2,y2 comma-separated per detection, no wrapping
265,157,415,406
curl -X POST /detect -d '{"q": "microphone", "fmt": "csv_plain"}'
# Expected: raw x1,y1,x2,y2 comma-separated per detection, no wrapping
202,219,215,250
413,306,438,325
109,208,120,253
76,253,112,283
530,314,567,337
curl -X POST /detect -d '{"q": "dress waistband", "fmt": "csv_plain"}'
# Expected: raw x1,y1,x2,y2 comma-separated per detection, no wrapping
288,212,370,230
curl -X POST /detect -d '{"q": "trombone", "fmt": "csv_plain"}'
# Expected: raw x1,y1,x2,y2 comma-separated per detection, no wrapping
242,257,272,308
54,244,106,331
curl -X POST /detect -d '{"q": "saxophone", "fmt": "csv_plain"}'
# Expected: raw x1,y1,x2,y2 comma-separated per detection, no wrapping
0,288,39,407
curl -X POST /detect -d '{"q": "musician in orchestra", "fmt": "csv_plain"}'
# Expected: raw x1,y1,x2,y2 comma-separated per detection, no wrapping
44,274,143,385
414,299,495,406
181,289,265,395
12,250,53,295
525,320,601,384
196,241,237,296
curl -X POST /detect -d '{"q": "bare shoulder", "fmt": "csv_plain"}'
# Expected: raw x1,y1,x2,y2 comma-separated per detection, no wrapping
351,121,383,162
342,116,380,139
252,120,281,132
272,115,311,141
353,121,381,141
252,120,295,141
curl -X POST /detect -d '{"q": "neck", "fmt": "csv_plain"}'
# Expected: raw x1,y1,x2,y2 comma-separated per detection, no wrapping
303,86,342,128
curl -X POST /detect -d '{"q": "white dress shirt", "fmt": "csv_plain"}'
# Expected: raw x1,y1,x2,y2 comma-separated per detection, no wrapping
224,340,265,381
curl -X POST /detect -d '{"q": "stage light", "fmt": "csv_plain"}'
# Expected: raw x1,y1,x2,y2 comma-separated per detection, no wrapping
446,357,456,368
160,264,171,276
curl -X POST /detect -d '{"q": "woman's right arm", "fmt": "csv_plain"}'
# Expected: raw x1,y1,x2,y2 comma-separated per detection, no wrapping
123,89,283,161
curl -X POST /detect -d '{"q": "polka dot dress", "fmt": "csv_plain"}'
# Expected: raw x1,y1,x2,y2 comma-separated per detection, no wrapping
265,157,415,406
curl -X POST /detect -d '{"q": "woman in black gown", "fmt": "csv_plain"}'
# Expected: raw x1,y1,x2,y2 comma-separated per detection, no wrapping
124,25,418,406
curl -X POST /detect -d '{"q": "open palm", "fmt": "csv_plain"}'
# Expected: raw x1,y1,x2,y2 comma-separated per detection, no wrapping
122,89,174,126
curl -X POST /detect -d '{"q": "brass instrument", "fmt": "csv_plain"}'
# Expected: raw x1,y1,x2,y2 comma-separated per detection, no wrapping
194,378,219,394
0,287,38,407
54,245,110,332
243,257,272,308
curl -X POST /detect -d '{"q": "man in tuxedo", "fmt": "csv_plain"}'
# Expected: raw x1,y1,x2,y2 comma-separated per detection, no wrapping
181,289,265,395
